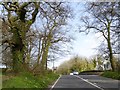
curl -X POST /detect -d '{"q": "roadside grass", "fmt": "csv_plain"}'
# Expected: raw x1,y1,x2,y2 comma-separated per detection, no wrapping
100,71,120,80
2,71,59,89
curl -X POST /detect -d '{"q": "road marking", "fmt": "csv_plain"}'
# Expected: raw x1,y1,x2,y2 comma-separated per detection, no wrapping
50,75,61,90
74,75,104,90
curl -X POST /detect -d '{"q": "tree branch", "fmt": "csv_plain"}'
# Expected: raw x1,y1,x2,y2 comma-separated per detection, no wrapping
0,45,10,54
2,3,15,11
51,37,63,43
19,2,32,9
31,2,40,23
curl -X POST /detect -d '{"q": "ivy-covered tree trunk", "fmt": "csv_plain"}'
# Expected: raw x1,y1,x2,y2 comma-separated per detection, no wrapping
11,27,25,72
12,49,24,72
2,2,39,73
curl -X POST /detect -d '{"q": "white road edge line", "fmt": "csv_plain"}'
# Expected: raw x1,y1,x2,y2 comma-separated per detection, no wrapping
50,75,61,90
74,75,104,90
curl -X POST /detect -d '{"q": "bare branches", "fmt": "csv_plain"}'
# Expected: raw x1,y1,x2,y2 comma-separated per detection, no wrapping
2,2,15,11
31,2,40,23
81,2,119,71
0,45,10,54
51,37,63,44
19,2,31,9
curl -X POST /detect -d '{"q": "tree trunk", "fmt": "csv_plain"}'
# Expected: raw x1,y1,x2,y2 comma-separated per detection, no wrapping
107,23,115,71
107,40,115,71
40,41,50,70
40,34,51,71
12,49,24,73
11,28,25,73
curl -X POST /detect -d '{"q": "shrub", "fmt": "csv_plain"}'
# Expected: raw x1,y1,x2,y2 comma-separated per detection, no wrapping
101,71,120,80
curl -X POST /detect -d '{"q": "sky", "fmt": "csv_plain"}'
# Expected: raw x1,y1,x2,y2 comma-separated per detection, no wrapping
48,2,104,69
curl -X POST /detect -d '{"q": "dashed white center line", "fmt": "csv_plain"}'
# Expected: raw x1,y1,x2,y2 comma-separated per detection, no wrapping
74,75,104,90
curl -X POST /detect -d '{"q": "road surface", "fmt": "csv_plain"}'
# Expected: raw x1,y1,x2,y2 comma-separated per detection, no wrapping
50,75,119,90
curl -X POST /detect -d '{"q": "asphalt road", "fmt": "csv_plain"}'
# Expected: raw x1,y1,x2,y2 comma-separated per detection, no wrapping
50,75,120,90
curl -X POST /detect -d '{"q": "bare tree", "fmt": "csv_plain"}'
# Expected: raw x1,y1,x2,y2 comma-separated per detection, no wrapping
81,2,119,71
31,2,72,73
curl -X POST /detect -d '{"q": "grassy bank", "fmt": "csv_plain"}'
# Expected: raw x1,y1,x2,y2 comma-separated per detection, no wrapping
101,71,120,80
2,71,59,89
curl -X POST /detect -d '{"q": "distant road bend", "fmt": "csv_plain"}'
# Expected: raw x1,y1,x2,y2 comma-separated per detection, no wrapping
50,75,119,90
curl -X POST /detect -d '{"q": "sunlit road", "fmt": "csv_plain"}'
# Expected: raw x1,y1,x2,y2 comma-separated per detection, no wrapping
50,75,119,90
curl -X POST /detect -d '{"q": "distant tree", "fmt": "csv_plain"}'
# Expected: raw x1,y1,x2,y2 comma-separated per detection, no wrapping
57,56,94,74
91,58,96,68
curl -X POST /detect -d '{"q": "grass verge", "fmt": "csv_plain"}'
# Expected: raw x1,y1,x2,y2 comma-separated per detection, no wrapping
100,71,120,80
2,71,59,89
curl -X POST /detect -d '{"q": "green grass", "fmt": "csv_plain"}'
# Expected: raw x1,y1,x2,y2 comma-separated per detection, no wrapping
101,71,120,80
2,72,59,89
